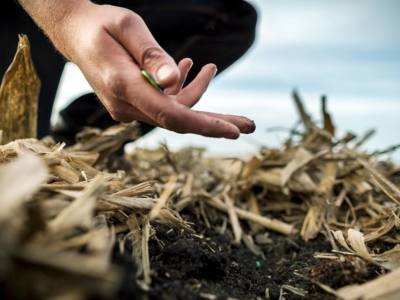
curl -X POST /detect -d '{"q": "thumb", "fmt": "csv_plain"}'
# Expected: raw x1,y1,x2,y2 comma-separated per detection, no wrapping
142,47,180,88
112,12,180,87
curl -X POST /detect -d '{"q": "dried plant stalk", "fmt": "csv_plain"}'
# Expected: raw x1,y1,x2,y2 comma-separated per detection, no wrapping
301,205,324,241
223,191,242,244
48,176,105,234
337,268,400,300
206,197,295,235
358,158,400,205
293,90,315,133
0,35,40,144
141,217,151,286
0,152,47,221
281,147,314,187
149,175,177,221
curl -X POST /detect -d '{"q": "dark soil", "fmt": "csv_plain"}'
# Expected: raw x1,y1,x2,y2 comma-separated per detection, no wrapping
113,211,386,300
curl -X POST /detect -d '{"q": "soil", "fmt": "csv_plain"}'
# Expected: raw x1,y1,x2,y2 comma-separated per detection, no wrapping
112,210,386,300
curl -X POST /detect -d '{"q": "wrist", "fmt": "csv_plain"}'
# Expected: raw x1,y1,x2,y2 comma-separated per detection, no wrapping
19,0,93,60
49,0,94,59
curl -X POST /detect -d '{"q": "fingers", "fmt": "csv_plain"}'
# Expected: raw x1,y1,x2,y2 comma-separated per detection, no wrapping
157,103,242,139
120,77,239,139
98,51,239,139
112,99,255,135
110,10,180,88
118,61,247,138
198,112,256,134
178,64,217,107
165,58,193,95
110,92,254,136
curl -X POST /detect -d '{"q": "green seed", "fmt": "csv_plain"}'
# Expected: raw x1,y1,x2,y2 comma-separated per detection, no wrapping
141,69,164,92
256,260,262,269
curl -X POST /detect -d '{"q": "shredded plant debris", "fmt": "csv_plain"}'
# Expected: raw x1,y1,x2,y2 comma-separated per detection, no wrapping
1,36,399,300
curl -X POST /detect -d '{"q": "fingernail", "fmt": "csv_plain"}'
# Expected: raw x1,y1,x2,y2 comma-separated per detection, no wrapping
250,120,256,132
156,64,174,83
212,67,218,78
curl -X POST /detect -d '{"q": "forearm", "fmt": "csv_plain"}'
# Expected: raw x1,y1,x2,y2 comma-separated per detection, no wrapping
18,0,90,59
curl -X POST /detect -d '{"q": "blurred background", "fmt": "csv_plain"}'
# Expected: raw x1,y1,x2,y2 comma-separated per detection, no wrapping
52,0,400,160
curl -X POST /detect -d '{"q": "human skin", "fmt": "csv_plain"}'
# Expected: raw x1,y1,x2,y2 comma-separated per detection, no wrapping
18,0,256,139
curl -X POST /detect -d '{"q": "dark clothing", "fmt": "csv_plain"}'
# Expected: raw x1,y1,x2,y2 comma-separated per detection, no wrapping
0,1,257,139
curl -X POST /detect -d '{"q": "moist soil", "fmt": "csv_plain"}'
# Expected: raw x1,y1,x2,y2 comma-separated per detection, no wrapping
113,212,386,300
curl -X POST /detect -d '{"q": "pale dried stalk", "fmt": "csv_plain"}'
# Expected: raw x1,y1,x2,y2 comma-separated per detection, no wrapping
333,228,400,270
354,129,376,148
358,158,400,205
149,175,177,221
364,216,396,242
181,173,194,198
375,247,400,270
301,205,324,241
112,181,155,197
337,268,400,300
332,230,353,253
255,167,318,193
206,197,295,235
18,245,119,290
321,95,335,136
101,195,156,211
174,174,195,212
248,193,263,232
346,229,373,261
47,227,110,252
0,152,47,220
281,147,314,187
281,285,307,297
317,161,337,196
48,176,105,234
52,164,81,184
223,191,242,244
293,90,315,133
141,217,151,286
126,214,143,275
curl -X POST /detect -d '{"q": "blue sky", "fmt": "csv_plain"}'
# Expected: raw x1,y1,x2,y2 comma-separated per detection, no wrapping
54,0,400,160
228,0,400,98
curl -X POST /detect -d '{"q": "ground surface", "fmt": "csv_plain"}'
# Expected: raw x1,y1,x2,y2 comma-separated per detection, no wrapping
113,212,385,300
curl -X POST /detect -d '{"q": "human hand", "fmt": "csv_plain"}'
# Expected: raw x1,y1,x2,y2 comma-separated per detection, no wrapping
49,1,256,138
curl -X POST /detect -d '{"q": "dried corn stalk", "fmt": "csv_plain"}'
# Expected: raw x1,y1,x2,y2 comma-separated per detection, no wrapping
0,35,40,144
